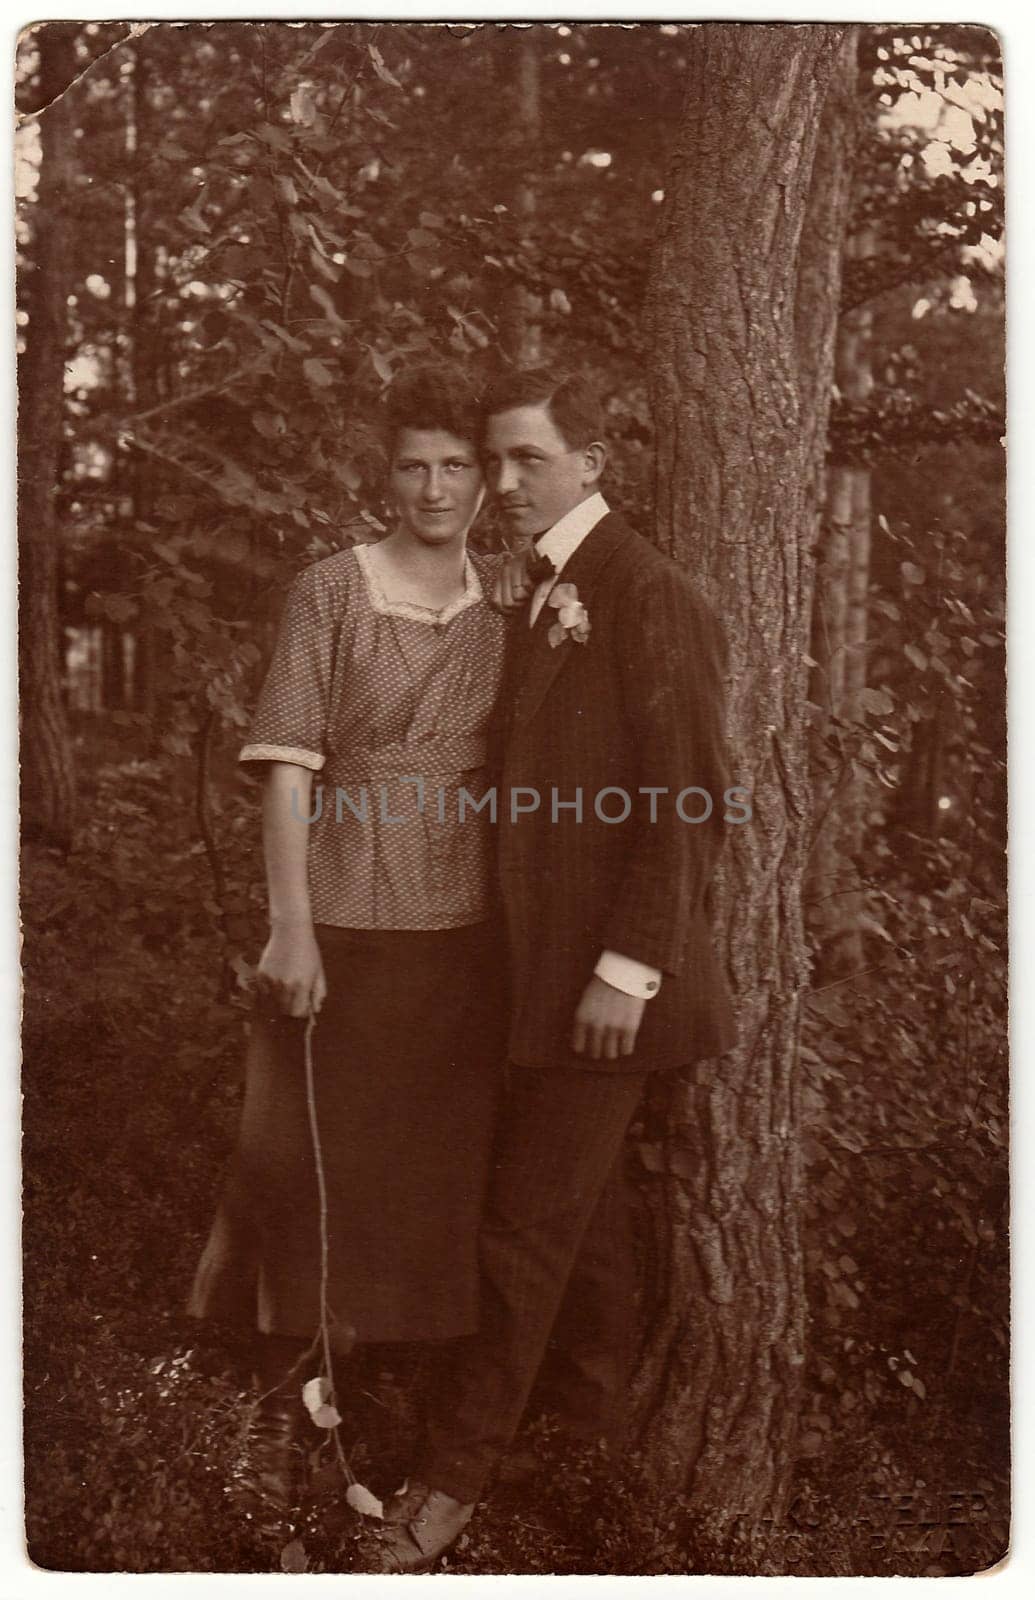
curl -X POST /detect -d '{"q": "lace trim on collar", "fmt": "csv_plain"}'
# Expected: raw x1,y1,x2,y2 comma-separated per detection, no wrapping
353,542,483,626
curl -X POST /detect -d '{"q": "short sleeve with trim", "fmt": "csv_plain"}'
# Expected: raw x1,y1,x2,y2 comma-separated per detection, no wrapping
240,565,336,771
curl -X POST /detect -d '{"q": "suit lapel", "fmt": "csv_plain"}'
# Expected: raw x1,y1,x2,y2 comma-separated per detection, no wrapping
512,512,635,733
497,607,537,736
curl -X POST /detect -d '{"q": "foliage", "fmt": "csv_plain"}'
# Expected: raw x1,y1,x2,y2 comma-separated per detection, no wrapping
15,22,1004,770
851,27,1003,306
796,320,1006,1574
822,25,1004,472
794,816,1007,1575
19,22,688,754
19,21,1008,1576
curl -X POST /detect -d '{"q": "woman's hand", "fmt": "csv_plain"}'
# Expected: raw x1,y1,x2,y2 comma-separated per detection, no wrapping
256,923,327,1018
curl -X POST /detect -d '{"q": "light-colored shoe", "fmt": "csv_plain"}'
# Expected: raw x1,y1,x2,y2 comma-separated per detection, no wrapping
372,1481,474,1572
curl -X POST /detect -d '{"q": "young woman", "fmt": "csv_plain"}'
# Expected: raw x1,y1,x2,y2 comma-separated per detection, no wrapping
188,364,507,1518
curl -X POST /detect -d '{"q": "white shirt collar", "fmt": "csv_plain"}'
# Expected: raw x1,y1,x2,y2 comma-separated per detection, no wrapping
535,492,610,578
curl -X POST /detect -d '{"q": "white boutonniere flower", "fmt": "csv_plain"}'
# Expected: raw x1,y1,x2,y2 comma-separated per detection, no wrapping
547,582,591,649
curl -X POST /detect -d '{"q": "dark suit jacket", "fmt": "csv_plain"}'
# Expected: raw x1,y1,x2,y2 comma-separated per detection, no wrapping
496,510,737,1073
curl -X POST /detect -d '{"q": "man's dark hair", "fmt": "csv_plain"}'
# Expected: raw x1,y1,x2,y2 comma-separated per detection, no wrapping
382,362,482,455
481,368,605,451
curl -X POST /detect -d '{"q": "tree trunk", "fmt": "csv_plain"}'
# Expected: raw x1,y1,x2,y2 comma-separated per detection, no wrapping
808,222,876,978
127,34,163,720
891,701,946,840
18,24,80,848
500,29,542,364
100,627,126,710
635,23,857,1545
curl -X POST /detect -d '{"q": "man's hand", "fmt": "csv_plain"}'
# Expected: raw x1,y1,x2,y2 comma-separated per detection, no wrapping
571,975,646,1061
256,924,327,1018
492,550,535,615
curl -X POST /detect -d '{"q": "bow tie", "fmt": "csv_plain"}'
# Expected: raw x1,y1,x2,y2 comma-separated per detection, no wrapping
525,545,556,585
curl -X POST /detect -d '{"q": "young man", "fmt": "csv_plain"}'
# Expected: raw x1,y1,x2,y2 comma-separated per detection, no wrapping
372,368,737,1570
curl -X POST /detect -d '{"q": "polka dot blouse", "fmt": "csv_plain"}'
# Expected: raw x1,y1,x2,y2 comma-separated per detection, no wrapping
241,544,507,931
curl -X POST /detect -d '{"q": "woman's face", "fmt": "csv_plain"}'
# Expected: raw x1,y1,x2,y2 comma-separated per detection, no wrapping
388,427,485,547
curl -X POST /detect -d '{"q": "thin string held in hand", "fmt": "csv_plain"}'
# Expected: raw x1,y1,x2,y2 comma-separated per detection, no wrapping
304,1005,357,1487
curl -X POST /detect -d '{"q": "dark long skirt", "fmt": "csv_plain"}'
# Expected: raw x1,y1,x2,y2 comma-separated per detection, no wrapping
188,921,506,1348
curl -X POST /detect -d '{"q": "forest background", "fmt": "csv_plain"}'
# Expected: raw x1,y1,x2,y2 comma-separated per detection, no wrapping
10,10,1013,1583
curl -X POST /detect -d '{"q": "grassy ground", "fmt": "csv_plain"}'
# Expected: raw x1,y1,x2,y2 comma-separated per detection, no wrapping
21,752,1009,1574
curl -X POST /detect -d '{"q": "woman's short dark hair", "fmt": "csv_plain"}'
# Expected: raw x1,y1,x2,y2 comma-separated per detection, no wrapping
382,363,482,456
480,368,604,450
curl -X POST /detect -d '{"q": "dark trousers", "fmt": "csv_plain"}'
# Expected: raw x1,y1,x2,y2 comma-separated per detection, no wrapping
540,1152,637,1441
418,1064,647,1504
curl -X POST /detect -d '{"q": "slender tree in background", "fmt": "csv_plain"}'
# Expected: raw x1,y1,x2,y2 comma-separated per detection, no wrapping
500,27,543,364
636,23,857,1531
17,23,83,847
808,224,875,980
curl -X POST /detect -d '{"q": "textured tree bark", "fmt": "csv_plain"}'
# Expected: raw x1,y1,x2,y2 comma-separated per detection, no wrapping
634,24,857,1540
808,220,876,979
18,25,80,847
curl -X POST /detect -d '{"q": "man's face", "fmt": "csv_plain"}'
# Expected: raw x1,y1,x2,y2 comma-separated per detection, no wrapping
484,403,599,541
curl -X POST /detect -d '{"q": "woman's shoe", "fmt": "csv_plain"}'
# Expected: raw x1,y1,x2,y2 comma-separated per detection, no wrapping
232,1393,308,1525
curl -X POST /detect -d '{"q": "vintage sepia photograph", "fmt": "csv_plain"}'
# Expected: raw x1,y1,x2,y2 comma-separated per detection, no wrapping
15,17,1007,1578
